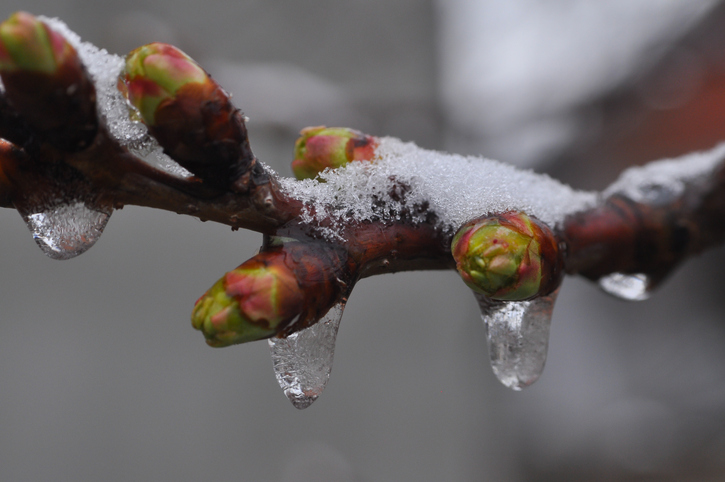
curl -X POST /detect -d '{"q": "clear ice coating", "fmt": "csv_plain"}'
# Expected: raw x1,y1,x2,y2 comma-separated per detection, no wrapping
598,273,651,301
268,302,345,409
127,137,194,179
16,201,111,260
475,290,558,390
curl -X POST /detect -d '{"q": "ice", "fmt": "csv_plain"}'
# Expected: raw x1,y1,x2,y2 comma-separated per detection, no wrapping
39,17,192,179
604,142,725,203
598,273,651,301
126,138,194,178
16,200,111,260
268,302,345,409
475,289,558,390
280,137,598,240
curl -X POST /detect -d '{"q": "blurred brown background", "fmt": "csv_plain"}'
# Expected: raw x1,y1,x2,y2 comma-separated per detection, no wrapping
2,1,725,480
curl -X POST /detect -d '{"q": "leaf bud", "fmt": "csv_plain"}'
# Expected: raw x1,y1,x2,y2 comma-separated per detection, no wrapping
451,212,562,300
192,253,305,347
0,12,97,151
120,42,207,126
0,12,73,74
292,126,376,180
120,43,255,188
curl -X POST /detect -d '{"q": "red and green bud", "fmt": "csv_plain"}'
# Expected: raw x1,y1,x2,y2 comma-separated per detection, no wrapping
191,253,305,347
0,12,96,151
120,43,255,188
120,42,208,126
0,12,73,74
292,126,377,180
451,212,562,301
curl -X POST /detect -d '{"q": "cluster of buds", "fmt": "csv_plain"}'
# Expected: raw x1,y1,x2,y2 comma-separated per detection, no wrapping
451,212,563,301
0,12,97,151
120,43,256,189
192,252,305,347
292,126,377,180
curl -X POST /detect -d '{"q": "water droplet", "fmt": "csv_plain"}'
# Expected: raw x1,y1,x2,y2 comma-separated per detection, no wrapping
268,302,345,409
475,290,558,390
598,273,651,301
17,200,111,260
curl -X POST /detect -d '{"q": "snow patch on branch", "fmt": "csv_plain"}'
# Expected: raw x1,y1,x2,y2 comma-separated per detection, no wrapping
280,137,598,236
282,139,725,240
37,17,725,241
604,142,725,203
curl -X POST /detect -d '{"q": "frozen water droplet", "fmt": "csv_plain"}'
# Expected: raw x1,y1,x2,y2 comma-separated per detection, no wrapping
475,290,558,390
17,201,111,260
269,302,345,409
598,273,651,301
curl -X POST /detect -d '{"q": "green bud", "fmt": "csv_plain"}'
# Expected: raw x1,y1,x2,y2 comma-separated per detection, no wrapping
292,126,377,180
452,212,557,301
0,12,73,74
192,254,304,347
120,42,208,126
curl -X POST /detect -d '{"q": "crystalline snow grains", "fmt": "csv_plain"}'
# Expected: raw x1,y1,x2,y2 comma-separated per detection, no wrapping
280,137,598,237
35,18,725,238
604,142,725,203
281,138,725,240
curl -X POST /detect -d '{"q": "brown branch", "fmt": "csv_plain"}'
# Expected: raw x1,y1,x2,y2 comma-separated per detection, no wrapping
561,163,725,286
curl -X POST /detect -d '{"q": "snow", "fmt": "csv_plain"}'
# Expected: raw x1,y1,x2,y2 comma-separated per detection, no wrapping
32,17,725,243
35,16,597,237
603,142,725,203
280,137,598,238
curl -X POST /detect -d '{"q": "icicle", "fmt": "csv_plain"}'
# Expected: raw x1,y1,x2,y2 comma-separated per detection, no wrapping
16,200,111,260
475,289,558,390
598,273,651,301
268,302,345,409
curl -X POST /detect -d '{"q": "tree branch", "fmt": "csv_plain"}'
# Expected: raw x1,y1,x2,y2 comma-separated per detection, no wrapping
1,11,724,346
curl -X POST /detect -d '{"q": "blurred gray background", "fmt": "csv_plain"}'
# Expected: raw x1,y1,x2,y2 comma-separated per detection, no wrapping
3,0,725,480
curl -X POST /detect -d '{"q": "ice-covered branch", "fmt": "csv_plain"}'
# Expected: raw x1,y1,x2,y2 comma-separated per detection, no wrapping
2,12,725,408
